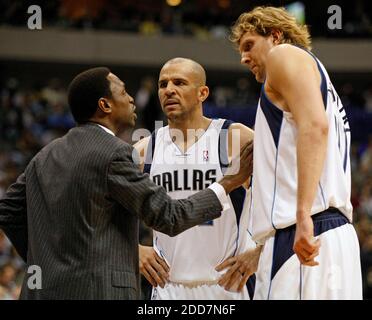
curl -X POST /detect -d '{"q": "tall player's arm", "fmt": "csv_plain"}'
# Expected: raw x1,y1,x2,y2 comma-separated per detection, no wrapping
133,137,170,288
266,44,327,266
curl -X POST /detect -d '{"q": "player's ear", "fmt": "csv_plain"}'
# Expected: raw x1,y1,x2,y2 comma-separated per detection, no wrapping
98,98,112,114
271,29,283,45
199,86,209,102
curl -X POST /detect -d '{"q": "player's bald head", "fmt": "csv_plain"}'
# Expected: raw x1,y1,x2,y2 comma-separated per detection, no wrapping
161,57,206,86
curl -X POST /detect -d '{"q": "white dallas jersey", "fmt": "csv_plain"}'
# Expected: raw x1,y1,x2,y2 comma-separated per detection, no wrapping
145,119,253,283
250,48,353,242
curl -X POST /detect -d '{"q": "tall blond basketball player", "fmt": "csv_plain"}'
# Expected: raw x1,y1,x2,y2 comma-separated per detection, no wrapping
230,7,362,299
135,58,259,300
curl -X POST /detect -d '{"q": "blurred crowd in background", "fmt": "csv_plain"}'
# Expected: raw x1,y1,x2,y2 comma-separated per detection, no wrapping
1,73,372,299
1,0,372,38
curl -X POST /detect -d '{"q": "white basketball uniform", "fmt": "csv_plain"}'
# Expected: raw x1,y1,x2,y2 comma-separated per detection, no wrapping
250,47,362,299
144,119,255,300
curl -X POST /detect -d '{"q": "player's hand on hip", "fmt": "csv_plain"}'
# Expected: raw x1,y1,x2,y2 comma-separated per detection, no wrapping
139,245,169,287
293,215,321,267
220,140,253,194
215,245,261,292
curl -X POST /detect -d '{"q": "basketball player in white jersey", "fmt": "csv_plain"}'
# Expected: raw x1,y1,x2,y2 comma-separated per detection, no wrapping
227,6,363,299
134,58,261,299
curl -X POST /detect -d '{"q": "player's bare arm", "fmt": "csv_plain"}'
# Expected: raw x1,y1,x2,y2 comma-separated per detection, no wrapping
266,44,327,266
228,123,254,188
139,244,169,288
215,123,256,292
134,136,170,287
216,245,262,292
133,135,151,172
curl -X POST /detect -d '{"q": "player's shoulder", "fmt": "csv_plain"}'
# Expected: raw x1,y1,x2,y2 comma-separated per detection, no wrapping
133,135,151,154
268,44,314,67
227,121,254,145
229,122,254,137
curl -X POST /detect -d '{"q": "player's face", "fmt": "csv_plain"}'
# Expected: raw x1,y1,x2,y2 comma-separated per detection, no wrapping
239,31,275,83
158,63,203,121
106,73,137,128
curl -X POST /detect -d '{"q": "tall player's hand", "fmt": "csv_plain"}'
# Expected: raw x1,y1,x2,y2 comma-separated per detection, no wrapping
215,245,262,292
139,245,169,287
293,214,321,266
219,140,253,194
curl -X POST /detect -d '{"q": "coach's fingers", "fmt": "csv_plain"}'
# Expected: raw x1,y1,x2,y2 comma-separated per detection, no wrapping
240,141,253,163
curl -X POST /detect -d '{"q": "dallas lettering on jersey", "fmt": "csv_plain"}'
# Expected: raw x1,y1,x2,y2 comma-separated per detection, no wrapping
152,169,217,192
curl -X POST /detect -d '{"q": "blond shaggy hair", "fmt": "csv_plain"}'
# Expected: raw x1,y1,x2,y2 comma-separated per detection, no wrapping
230,6,312,50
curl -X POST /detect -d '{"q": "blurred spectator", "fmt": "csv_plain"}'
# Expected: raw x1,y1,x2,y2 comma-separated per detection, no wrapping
363,85,372,113
135,76,162,131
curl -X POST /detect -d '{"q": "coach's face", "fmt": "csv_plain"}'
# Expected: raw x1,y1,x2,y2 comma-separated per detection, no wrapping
239,31,275,83
106,73,137,129
158,62,207,121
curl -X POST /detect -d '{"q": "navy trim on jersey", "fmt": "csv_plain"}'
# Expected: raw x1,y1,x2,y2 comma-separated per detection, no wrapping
217,119,247,255
260,86,283,148
230,187,246,229
247,274,256,300
343,130,349,172
308,52,328,109
270,147,280,231
218,119,234,174
269,208,348,282
143,131,157,174
295,45,328,109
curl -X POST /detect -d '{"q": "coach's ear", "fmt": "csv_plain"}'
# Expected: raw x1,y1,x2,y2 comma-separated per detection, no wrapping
198,86,209,103
98,98,112,114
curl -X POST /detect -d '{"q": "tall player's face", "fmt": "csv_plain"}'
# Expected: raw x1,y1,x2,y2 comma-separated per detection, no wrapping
158,63,203,121
239,31,275,83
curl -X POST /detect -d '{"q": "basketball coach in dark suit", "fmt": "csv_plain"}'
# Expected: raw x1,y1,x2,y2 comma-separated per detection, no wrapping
0,67,253,299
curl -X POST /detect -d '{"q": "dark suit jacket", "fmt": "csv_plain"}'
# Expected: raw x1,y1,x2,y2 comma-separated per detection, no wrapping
0,123,222,299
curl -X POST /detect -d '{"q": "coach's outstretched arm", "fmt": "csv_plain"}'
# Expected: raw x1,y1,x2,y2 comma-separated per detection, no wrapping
109,141,253,237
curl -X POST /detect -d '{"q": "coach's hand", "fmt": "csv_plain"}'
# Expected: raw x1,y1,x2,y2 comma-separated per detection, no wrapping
215,245,262,292
139,245,169,287
219,140,253,194
293,214,321,266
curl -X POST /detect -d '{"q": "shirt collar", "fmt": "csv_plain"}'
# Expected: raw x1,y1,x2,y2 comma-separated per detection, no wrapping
96,124,115,136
